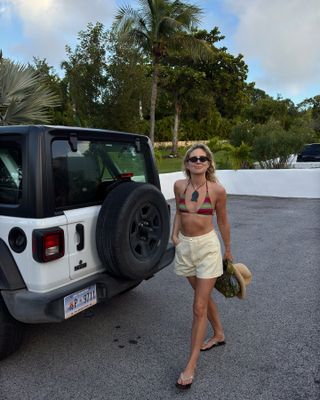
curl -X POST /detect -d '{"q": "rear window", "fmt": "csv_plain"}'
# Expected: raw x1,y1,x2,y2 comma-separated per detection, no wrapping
0,143,22,205
52,139,147,208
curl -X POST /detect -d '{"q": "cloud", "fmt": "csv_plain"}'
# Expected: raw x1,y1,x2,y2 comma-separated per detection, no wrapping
3,0,319,102
4,0,117,67
0,0,12,19
224,0,320,99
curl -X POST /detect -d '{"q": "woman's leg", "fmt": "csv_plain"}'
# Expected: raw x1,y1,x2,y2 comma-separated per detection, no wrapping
177,277,216,384
187,276,224,348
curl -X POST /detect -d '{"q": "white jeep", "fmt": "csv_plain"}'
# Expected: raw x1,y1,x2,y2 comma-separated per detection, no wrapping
0,125,174,360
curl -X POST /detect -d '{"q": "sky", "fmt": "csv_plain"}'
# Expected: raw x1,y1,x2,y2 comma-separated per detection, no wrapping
1,0,320,105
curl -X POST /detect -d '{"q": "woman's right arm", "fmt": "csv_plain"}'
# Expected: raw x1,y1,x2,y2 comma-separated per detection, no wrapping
171,181,181,246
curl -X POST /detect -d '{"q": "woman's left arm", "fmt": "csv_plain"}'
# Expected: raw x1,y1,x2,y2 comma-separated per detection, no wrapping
215,187,233,261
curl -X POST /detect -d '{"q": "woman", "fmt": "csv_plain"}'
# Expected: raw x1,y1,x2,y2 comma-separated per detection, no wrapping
172,143,232,389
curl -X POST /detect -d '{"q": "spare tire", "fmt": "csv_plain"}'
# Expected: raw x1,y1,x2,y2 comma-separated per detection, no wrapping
96,182,170,280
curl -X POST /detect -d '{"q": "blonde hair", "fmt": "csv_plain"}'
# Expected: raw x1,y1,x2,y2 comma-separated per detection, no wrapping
183,143,217,182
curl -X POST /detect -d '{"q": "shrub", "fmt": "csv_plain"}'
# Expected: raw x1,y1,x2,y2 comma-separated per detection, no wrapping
228,142,254,169
252,120,315,168
207,136,229,153
229,121,255,146
230,119,316,168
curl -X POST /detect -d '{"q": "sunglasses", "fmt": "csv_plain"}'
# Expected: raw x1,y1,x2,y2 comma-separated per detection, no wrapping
187,156,209,163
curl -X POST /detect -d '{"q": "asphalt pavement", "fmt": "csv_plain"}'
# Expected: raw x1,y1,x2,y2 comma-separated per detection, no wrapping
0,195,319,400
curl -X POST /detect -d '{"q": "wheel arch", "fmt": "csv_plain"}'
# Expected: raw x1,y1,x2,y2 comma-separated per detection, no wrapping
0,239,26,290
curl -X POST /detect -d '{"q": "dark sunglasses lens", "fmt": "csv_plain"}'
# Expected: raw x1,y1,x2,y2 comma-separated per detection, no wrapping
189,156,208,163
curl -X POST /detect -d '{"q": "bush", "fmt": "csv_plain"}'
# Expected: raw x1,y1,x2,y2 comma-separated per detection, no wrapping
230,119,316,168
229,142,254,169
208,136,253,169
213,150,233,169
207,136,229,153
229,121,255,146
252,120,315,168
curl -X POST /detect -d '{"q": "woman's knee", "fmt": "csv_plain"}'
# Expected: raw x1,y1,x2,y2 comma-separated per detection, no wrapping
193,300,207,319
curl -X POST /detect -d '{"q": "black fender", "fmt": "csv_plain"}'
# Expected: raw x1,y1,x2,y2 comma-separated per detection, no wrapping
0,239,26,290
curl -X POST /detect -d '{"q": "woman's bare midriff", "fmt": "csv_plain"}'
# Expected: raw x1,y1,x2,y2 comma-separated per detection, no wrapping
180,213,215,237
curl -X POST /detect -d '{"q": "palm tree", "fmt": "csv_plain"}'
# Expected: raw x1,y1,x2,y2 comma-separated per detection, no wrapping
115,0,208,145
0,52,60,125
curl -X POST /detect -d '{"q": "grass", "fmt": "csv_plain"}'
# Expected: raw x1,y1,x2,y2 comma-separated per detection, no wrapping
157,156,183,173
156,148,233,173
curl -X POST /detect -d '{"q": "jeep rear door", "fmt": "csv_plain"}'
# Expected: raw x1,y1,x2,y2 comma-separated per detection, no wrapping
51,137,150,280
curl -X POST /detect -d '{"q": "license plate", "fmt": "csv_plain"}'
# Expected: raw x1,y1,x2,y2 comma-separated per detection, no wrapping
64,285,97,319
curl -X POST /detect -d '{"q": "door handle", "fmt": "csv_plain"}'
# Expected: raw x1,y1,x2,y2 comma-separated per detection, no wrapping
76,224,84,251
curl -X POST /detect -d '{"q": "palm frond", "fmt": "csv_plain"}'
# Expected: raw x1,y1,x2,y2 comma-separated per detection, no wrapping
1,62,37,101
130,29,151,52
0,59,60,125
5,87,59,124
171,1,202,28
167,32,214,61
139,0,155,24
114,5,142,34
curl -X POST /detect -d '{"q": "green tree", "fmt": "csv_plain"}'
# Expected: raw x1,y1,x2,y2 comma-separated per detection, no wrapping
298,95,320,133
115,0,209,145
161,28,250,141
181,92,227,139
159,64,205,154
247,87,271,104
191,28,250,120
243,96,298,128
102,29,151,133
30,57,75,126
0,51,60,125
61,22,108,127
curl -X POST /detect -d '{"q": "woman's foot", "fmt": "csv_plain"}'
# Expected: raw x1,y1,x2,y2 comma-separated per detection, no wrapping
176,372,194,389
201,335,225,351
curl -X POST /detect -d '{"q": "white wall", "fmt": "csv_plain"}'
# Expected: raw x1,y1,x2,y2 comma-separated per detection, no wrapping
160,169,320,199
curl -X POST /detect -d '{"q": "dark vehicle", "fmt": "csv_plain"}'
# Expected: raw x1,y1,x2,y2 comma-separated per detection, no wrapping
296,143,320,162
0,125,174,360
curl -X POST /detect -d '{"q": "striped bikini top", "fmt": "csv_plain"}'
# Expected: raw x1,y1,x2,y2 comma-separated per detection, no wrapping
179,181,214,215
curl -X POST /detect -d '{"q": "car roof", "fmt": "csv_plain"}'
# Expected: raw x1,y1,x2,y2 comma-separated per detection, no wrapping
0,125,149,142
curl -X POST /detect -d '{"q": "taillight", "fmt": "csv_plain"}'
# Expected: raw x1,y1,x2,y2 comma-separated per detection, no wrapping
32,227,65,263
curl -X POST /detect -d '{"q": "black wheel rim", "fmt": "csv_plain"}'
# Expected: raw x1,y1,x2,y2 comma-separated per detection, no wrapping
129,202,162,259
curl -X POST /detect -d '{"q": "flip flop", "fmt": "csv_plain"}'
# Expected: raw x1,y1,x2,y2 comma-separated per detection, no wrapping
200,340,226,352
176,373,194,389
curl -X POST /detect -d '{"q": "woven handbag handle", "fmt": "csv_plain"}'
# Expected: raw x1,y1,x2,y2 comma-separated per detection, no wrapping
223,259,235,274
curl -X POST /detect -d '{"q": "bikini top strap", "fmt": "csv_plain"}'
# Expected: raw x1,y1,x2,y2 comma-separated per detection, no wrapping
183,180,191,194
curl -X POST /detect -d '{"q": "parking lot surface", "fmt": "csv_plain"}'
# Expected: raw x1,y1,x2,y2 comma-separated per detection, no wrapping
0,196,319,400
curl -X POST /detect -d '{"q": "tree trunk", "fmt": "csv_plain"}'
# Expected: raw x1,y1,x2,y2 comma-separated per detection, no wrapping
172,97,181,156
149,64,159,146
139,99,143,120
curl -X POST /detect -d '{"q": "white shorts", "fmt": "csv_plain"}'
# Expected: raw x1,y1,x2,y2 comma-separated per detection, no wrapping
174,230,223,279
